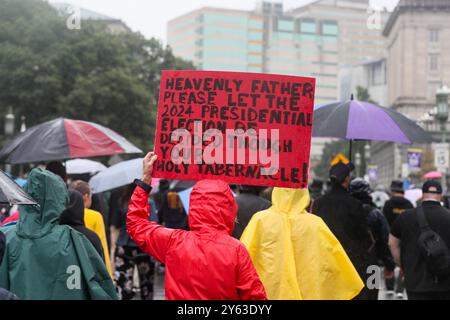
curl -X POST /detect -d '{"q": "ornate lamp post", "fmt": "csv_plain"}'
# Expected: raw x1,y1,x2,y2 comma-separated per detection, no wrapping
4,107,15,174
4,107,15,136
436,85,450,191
355,152,361,177
364,143,371,166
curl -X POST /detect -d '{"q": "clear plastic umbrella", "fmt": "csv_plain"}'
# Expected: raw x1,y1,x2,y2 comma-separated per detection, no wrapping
89,158,143,194
0,170,37,205
66,158,107,175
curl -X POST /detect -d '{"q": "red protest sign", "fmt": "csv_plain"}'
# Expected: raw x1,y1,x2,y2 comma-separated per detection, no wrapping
153,70,315,189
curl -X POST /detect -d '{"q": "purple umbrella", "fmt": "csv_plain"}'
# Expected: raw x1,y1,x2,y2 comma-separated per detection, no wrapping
313,97,432,159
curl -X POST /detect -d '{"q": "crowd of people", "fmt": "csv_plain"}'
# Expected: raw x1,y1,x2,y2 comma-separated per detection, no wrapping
1,152,450,300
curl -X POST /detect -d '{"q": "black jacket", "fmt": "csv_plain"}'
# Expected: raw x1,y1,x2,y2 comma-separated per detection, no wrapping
232,193,271,239
383,196,413,226
391,201,450,292
353,193,395,271
60,190,104,260
312,184,374,279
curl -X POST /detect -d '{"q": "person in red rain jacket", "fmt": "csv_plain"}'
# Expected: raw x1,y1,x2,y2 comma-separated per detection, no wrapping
126,152,267,300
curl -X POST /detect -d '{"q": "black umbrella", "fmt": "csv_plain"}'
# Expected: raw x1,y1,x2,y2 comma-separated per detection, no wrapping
0,170,37,205
0,118,142,164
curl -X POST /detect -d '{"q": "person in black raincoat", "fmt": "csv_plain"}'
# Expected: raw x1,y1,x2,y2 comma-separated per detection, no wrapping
350,178,396,299
383,180,414,227
311,163,374,300
232,185,271,239
60,190,104,260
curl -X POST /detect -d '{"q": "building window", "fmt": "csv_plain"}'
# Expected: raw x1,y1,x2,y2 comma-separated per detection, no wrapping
195,27,203,35
300,19,316,34
369,61,385,86
321,21,338,36
429,29,439,42
277,18,294,32
196,14,204,23
429,54,439,71
195,50,203,59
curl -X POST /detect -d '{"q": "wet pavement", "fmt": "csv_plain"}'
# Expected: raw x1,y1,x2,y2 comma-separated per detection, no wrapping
136,263,406,300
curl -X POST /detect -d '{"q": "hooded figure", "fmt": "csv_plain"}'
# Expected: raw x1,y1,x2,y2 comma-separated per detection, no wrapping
127,179,267,300
240,188,364,300
60,190,104,260
0,169,117,300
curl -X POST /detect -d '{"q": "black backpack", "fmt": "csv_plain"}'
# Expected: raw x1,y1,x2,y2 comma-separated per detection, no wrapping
416,206,450,280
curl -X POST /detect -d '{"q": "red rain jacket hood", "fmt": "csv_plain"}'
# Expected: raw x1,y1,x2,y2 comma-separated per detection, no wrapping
127,179,266,300
188,180,237,235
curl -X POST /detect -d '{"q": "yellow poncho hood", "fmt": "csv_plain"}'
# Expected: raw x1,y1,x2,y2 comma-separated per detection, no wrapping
240,188,364,300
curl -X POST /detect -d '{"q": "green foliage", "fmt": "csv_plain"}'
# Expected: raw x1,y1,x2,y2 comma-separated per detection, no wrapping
313,140,348,179
356,86,377,104
313,140,370,180
0,0,195,150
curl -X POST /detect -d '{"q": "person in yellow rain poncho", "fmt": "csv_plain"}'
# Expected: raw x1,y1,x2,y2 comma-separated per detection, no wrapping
240,187,364,300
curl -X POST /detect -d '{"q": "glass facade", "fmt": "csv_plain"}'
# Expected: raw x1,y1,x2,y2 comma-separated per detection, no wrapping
167,7,339,102
193,12,264,72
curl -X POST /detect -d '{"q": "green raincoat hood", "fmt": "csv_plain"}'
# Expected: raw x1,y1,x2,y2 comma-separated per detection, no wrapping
17,168,68,238
0,169,117,300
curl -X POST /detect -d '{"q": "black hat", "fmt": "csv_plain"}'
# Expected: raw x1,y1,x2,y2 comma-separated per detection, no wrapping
329,162,355,183
390,180,404,193
422,180,443,194
349,177,371,195
46,161,67,183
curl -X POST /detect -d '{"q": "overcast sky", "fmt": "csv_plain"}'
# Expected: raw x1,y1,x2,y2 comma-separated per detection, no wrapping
48,0,398,42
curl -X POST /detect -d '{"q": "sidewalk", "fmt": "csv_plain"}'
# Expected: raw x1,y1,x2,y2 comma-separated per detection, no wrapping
153,263,165,300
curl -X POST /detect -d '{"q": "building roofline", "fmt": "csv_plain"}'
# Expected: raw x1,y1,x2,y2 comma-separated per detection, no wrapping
167,6,252,24
289,0,369,14
383,0,450,37
355,58,386,66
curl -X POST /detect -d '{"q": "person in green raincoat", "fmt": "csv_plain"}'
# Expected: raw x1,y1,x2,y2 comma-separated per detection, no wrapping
0,168,118,300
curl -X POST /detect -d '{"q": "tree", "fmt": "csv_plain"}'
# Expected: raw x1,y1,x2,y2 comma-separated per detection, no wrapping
313,140,348,179
313,140,370,180
0,0,195,151
356,86,377,104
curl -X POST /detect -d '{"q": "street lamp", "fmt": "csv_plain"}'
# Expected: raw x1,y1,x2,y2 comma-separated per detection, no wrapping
364,143,371,179
435,85,450,192
364,143,371,162
4,107,15,174
20,115,26,133
355,152,361,177
4,106,15,136
436,85,450,142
